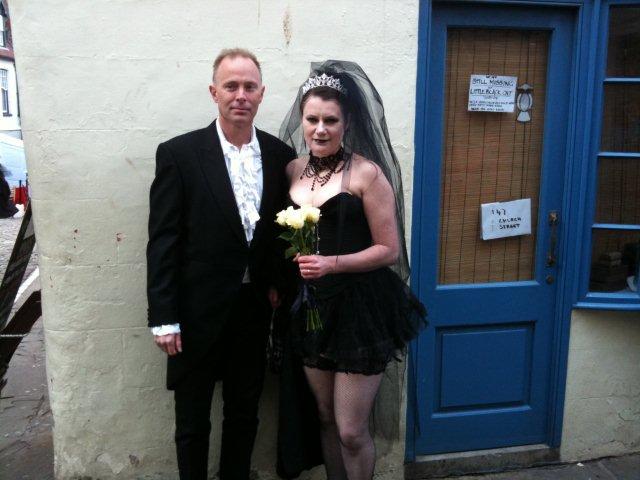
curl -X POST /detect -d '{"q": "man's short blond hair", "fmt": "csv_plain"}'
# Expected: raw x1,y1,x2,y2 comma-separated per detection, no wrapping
212,48,262,83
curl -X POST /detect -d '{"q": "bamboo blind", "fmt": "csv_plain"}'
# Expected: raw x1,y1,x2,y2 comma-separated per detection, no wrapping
601,85,640,153
596,157,640,225
606,6,640,77
439,29,549,285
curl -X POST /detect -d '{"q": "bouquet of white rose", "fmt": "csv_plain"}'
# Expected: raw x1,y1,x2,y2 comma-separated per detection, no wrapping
275,204,322,330
275,204,321,257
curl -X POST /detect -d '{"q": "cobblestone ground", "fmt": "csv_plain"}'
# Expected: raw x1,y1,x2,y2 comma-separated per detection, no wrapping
1,216,52,480
0,217,39,282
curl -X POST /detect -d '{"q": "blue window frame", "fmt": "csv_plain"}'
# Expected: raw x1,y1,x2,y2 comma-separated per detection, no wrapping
578,0,640,309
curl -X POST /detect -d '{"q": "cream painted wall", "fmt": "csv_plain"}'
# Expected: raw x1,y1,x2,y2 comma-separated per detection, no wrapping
561,309,640,462
9,1,420,478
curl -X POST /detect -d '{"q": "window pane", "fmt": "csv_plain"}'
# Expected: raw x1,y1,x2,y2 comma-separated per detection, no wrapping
600,84,640,153
590,229,640,294
596,157,640,224
607,6,640,77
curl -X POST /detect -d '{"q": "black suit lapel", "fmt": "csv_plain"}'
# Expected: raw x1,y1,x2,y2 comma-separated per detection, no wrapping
252,130,279,247
197,121,246,245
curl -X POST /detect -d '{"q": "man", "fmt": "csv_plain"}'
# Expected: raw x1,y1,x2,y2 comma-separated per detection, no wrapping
0,164,19,219
147,48,295,480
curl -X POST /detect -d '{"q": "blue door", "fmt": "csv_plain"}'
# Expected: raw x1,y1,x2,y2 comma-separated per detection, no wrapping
410,4,575,455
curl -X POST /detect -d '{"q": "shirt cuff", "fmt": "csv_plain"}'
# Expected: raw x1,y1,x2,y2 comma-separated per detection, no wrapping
151,324,181,336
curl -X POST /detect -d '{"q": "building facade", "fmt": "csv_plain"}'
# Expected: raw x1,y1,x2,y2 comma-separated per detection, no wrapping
8,0,639,478
0,1,20,139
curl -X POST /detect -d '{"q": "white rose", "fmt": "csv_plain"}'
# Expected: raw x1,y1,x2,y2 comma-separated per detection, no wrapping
284,206,296,224
286,209,305,229
275,209,288,226
301,204,321,224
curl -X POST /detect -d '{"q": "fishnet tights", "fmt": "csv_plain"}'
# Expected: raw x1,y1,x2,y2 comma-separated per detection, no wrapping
304,366,383,480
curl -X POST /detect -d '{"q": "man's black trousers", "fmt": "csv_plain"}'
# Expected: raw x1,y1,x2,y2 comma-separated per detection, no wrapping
173,284,270,480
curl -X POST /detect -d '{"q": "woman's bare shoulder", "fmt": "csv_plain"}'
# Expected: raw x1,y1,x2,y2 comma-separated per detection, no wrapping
350,154,383,184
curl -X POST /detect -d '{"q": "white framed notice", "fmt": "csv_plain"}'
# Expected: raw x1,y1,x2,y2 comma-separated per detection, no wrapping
468,75,518,112
480,199,532,240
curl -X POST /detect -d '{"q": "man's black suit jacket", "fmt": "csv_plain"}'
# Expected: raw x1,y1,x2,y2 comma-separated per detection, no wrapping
147,120,296,388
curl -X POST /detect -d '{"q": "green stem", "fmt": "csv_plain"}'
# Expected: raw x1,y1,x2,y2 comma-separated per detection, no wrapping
295,228,304,255
301,227,308,254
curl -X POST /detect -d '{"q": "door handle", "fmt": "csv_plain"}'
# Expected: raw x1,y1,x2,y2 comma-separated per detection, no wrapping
546,211,559,267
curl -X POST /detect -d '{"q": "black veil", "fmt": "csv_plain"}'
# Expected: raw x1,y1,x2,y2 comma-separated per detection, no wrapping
279,60,411,283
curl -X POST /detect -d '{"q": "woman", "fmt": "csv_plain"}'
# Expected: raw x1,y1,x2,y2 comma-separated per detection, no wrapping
279,61,426,480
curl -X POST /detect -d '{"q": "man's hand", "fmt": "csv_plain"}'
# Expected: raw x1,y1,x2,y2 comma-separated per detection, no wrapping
268,287,281,309
154,333,182,356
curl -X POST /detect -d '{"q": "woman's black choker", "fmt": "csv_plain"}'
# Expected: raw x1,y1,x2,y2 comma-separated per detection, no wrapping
301,147,345,191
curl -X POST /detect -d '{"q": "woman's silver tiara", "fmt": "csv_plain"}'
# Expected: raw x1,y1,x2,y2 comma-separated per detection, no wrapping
301,73,347,95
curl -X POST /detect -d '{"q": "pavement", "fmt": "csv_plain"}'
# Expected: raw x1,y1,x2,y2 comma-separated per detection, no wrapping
1,216,639,479
0,318,53,480
437,455,640,479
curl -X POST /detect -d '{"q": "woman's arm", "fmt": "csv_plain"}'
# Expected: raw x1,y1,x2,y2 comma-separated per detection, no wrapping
297,160,399,279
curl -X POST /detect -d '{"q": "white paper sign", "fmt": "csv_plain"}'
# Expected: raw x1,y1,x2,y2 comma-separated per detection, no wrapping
468,75,518,112
481,199,531,240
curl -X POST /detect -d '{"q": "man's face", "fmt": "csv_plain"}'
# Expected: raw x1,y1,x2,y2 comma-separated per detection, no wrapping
209,56,265,128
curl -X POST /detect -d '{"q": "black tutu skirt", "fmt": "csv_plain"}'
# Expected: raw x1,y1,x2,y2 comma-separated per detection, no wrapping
291,266,427,375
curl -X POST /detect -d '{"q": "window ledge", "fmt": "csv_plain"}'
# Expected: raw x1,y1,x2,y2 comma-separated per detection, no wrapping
574,300,640,311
